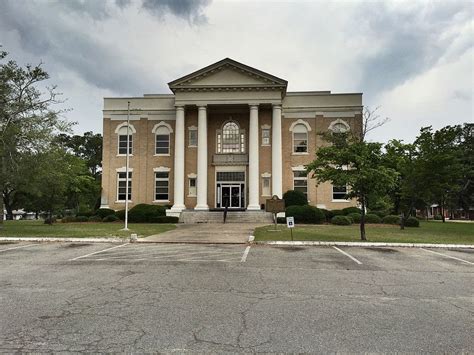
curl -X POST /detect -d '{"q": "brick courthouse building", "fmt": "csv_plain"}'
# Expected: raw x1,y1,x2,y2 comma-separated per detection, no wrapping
100,58,362,218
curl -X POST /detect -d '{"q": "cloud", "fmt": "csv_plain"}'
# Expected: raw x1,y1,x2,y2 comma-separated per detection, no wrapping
141,0,211,24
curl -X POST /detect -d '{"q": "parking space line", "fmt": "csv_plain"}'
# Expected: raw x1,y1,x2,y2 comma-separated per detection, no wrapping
70,243,129,261
420,248,474,265
333,246,362,265
241,246,251,262
0,244,37,253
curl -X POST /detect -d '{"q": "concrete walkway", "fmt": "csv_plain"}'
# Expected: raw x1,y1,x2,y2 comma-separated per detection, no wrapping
142,223,267,243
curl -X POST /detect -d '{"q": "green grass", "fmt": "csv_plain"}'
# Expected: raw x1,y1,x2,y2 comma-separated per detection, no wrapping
255,221,474,244
0,220,176,238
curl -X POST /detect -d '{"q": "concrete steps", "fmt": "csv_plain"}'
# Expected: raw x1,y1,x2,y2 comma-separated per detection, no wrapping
179,210,274,224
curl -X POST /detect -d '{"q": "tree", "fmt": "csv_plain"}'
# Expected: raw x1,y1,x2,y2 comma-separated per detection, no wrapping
307,132,398,240
0,49,72,226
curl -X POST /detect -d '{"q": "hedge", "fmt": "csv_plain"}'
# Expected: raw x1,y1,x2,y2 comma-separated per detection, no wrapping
331,215,352,225
347,212,362,223
88,215,103,222
283,190,308,207
75,216,89,222
365,213,382,224
96,208,116,219
285,205,325,224
369,210,389,218
331,209,344,217
150,216,179,223
116,209,125,221
61,216,77,223
103,215,119,222
128,204,167,223
383,215,401,225
342,207,361,215
405,216,420,227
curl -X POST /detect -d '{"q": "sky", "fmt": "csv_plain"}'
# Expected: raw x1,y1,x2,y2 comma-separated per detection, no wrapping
0,0,472,143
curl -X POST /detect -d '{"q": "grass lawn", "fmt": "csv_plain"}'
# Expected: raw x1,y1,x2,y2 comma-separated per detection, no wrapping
0,220,176,238
254,221,474,244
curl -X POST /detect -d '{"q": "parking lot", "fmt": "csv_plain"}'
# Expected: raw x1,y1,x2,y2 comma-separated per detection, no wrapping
0,241,472,352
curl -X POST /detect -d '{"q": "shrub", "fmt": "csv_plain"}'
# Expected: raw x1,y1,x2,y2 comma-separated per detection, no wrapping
369,210,389,218
128,204,166,223
330,209,344,216
61,216,78,223
283,190,308,207
96,208,116,219
77,209,95,218
319,209,331,222
383,215,401,225
88,215,103,222
116,209,125,221
276,217,286,224
150,216,179,223
365,213,382,224
347,212,361,223
285,205,325,224
103,215,119,222
434,214,443,220
331,215,352,225
76,216,89,222
44,217,57,224
405,216,420,227
342,207,361,215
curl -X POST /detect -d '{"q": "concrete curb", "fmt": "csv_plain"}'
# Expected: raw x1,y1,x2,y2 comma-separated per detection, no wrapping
254,241,474,249
0,237,126,243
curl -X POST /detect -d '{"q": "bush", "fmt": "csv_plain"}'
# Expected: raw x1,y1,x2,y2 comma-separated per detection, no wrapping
285,205,325,224
434,214,443,220
283,190,308,207
88,215,103,222
369,210,389,218
405,216,420,227
342,207,361,215
331,209,344,216
331,215,352,225
61,216,77,223
365,213,382,224
383,215,401,225
116,209,125,221
128,204,166,223
276,217,286,224
96,208,116,219
347,212,361,223
150,216,179,223
44,217,57,224
75,216,89,222
77,209,95,218
103,215,119,222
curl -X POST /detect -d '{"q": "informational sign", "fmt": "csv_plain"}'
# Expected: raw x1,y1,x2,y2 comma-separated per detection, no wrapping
265,195,285,214
286,216,295,228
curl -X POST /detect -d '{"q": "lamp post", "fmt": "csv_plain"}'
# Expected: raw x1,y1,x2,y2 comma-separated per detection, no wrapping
123,101,131,231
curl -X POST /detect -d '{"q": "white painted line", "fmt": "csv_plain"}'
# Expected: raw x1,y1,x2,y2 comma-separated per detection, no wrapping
241,246,251,262
0,244,37,253
420,248,474,265
70,243,128,261
333,246,362,265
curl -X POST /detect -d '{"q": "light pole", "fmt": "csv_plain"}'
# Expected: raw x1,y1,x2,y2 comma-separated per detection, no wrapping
123,101,131,231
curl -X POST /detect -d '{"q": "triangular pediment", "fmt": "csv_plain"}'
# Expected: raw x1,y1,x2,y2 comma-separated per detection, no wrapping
168,58,287,93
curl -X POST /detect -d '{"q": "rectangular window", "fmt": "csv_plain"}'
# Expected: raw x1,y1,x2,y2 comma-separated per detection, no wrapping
333,185,347,200
156,134,170,155
262,177,271,196
189,129,197,147
117,172,132,201
293,171,308,198
188,177,197,196
293,133,308,153
118,135,132,155
262,128,270,146
155,172,169,201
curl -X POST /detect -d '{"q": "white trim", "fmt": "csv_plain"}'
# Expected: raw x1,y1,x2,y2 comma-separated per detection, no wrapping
188,125,198,130
188,176,197,197
117,154,134,157
261,172,272,178
151,121,174,134
153,154,170,157
261,124,271,129
153,166,170,172
291,152,309,156
331,199,351,203
188,126,198,147
328,118,350,133
115,122,136,134
116,167,134,172
187,173,197,178
289,119,312,132
291,165,306,171
153,200,170,203
215,165,246,172
110,115,141,121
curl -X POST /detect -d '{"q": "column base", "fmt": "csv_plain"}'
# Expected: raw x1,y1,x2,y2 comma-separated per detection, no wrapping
194,205,209,211
246,205,261,211
170,204,186,213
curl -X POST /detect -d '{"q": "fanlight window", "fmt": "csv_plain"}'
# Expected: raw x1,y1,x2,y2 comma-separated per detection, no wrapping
217,121,245,153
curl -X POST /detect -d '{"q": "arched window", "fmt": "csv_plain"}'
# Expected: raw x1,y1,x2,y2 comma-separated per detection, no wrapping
152,122,173,155
115,123,136,155
328,119,350,134
293,124,308,153
217,121,245,153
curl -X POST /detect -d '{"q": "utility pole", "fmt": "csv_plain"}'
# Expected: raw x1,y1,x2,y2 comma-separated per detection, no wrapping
123,101,131,231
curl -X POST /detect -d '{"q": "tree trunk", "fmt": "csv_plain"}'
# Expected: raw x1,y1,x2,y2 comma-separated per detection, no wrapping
0,154,4,229
441,202,446,223
400,211,405,230
360,197,367,241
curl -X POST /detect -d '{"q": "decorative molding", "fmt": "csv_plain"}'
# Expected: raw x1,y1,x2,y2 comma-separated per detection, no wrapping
114,122,137,134
261,172,272,178
261,124,271,130
188,125,197,130
187,173,197,178
291,165,306,171
152,121,173,134
153,166,170,172
116,167,134,172
289,119,312,132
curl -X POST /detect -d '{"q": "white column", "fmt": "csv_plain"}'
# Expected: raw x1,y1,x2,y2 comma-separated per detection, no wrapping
247,104,260,210
170,105,186,212
195,105,209,210
272,104,283,198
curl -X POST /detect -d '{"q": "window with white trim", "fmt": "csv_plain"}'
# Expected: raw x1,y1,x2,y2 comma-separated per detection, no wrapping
155,172,169,201
293,170,308,198
217,121,245,153
117,127,133,155
155,126,170,155
293,124,308,153
189,128,197,147
262,128,270,146
117,172,132,201
262,177,271,196
333,185,347,200
188,177,197,197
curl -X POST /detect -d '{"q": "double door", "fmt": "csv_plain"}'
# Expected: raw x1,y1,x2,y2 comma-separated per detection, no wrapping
220,184,242,208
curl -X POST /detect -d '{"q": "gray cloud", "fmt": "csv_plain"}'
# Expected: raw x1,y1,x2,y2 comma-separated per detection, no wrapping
355,1,473,97
141,0,211,24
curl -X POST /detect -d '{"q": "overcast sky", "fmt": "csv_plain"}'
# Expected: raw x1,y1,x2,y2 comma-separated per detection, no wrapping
0,0,472,142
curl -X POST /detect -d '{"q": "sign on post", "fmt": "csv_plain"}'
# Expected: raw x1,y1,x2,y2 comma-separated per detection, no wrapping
286,216,295,241
266,195,286,231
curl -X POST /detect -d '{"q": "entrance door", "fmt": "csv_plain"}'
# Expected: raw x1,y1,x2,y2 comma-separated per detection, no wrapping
221,185,241,208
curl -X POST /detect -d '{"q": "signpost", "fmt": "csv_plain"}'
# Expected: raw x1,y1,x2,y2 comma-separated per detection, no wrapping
286,216,295,241
266,195,285,231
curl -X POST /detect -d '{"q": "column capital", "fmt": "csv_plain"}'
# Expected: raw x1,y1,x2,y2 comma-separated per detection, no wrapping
272,104,282,110
175,105,185,111
197,104,207,110
249,104,259,110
